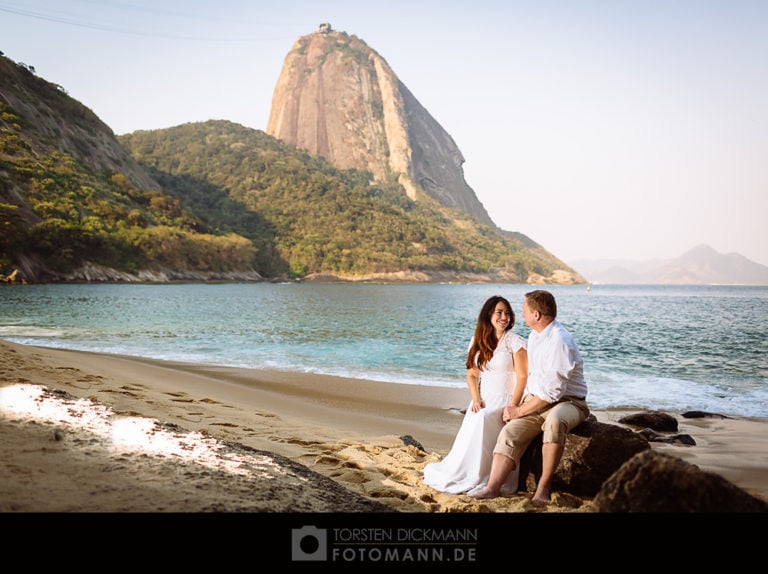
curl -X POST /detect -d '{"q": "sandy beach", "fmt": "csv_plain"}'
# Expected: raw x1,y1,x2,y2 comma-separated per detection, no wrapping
2,338,767,517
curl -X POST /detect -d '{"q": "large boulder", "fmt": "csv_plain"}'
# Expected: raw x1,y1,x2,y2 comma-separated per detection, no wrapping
518,416,650,496
592,450,768,512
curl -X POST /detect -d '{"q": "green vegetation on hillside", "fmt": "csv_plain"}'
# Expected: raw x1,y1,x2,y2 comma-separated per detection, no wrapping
120,121,545,279
0,100,255,277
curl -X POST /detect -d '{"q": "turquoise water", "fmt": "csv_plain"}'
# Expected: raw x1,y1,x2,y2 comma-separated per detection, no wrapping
2,283,767,418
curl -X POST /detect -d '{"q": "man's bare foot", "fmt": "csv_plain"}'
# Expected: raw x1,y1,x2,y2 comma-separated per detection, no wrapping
531,486,551,506
468,488,499,500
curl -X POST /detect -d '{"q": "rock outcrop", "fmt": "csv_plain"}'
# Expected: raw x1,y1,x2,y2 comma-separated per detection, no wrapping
267,26,496,229
517,413,766,512
593,450,768,512
519,417,650,496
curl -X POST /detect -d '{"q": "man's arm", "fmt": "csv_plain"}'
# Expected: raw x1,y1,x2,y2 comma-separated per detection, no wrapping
503,395,550,421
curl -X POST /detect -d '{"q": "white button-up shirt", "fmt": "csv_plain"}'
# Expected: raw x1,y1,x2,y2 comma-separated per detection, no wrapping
525,320,587,403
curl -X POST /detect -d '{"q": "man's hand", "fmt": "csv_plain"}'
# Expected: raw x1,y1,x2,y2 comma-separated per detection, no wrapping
502,404,522,422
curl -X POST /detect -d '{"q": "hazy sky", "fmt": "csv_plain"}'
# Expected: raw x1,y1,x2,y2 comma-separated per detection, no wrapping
1,0,766,267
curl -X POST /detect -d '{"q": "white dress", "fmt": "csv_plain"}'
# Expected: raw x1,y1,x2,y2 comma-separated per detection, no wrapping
423,330,526,494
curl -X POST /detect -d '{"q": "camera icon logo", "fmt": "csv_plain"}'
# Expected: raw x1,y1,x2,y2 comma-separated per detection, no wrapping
291,525,328,561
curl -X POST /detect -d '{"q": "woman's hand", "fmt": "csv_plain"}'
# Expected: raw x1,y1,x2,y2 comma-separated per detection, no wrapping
471,399,485,413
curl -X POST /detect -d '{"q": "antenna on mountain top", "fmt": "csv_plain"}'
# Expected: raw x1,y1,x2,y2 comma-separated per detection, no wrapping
319,23,332,34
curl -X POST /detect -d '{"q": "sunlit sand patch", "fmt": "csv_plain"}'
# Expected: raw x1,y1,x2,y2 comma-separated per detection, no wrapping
0,383,304,481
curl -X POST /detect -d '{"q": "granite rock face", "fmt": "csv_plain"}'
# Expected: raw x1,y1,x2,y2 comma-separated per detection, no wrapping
267,26,496,228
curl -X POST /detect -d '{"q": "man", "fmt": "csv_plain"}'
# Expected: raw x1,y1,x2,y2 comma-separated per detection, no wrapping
469,289,589,504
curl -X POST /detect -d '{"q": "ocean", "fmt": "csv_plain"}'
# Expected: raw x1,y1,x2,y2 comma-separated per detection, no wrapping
2,282,767,418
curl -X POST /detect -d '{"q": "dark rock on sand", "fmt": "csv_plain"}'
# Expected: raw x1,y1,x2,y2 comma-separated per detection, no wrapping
618,411,679,432
519,416,650,497
682,410,732,419
637,427,696,445
593,450,768,512
400,434,426,452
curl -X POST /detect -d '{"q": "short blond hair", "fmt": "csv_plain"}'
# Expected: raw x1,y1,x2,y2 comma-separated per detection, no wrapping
524,290,557,318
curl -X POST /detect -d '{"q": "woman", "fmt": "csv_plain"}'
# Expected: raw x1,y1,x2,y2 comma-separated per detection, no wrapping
423,295,528,495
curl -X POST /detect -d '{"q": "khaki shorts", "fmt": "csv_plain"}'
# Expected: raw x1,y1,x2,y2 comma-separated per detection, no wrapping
493,394,589,462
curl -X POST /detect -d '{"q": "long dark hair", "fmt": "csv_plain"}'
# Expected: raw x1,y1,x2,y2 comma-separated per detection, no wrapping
466,295,514,371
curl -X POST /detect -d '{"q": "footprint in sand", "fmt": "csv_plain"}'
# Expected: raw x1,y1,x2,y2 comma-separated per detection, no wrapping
367,487,410,502
94,387,142,400
178,410,208,423
179,414,203,423
70,375,105,390
283,438,326,448
70,382,92,390
314,454,344,465
330,469,371,484
163,391,193,402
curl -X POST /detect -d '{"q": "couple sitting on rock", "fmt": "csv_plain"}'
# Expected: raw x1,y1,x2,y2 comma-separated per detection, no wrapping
423,290,589,505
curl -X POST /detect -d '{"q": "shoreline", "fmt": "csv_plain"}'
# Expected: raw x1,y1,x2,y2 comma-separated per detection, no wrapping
2,339,767,512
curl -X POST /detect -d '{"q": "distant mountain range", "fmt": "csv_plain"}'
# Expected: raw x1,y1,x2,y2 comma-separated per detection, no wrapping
571,244,768,285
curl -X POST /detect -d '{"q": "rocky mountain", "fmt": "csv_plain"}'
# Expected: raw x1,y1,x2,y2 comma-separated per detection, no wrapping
573,244,768,285
267,24,496,228
0,49,582,284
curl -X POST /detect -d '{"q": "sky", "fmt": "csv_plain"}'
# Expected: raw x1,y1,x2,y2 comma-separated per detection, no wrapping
1,0,766,268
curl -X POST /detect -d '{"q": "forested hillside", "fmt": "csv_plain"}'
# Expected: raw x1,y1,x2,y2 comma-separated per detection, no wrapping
120,120,571,281
0,56,256,281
